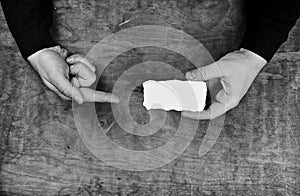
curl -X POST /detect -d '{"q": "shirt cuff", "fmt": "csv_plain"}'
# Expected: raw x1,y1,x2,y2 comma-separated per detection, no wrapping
239,23,289,62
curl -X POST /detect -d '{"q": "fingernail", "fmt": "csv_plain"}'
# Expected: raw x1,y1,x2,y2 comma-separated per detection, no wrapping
66,57,73,63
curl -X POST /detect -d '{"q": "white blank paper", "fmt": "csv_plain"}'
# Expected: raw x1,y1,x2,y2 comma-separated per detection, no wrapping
143,80,207,112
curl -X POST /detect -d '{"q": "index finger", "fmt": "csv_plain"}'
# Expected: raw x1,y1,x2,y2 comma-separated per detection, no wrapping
52,75,84,104
185,62,222,81
80,88,120,103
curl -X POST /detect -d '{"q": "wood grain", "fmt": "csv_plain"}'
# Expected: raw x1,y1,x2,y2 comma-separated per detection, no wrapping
0,0,299,195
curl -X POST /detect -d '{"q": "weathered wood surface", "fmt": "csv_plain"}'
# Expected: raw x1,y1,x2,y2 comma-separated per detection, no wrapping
0,0,299,195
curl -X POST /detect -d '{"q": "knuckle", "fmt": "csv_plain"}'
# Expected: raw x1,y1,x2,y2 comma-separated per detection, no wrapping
208,110,215,120
198,67,206,79
229,99,239,108
91,73,97,83
61,87,71,97
210,110,219,120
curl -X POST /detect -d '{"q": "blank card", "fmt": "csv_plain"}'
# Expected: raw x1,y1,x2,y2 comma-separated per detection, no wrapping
143,80,207,112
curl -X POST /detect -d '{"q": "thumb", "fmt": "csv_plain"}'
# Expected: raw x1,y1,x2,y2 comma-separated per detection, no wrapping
215,89,227,103
52,75,84,104
185,62,222,81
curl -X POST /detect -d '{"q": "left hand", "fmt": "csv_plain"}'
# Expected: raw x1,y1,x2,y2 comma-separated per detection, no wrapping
182,48,267,120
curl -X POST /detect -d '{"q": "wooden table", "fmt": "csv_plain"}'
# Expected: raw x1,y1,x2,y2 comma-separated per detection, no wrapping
0,0,299,195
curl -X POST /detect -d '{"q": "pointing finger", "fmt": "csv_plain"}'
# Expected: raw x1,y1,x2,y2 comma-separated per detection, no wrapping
52,74,84,104
80,88,120,103
185,62,223,81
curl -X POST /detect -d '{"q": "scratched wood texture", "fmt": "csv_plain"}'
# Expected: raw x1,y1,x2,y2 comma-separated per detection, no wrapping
0,0,299,195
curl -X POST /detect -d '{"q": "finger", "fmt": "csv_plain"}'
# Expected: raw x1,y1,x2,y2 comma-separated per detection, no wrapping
182,102,228,120
43,79,71,100
59,47,68,58
215,89,227,103
80,88,120,103
60,48,68,58
71,77,80,88
66,54,96,72
69,63,96,87
207,78,223,100
185,62,223,81
52,75,84,104
52,46,68,58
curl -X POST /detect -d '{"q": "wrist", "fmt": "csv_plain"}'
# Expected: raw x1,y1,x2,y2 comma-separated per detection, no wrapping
239,48,267,69
27,45,68,62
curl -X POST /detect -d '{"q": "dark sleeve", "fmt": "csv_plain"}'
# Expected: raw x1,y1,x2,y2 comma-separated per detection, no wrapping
240,0,300,62
0,0,56,59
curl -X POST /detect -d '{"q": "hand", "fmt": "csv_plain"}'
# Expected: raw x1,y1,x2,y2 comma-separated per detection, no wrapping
27,46,119,104
183,48,267,120
66,54,120,103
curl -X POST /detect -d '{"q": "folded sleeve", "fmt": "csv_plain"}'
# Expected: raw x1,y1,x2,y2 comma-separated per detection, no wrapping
1,0,56,59
240,0,300,62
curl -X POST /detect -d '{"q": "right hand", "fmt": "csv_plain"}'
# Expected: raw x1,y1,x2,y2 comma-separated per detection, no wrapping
27,46,119,104
183,48,266,120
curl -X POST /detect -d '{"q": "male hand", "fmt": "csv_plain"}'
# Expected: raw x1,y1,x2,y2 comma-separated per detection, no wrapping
27,46,119,104
183,48,267,120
